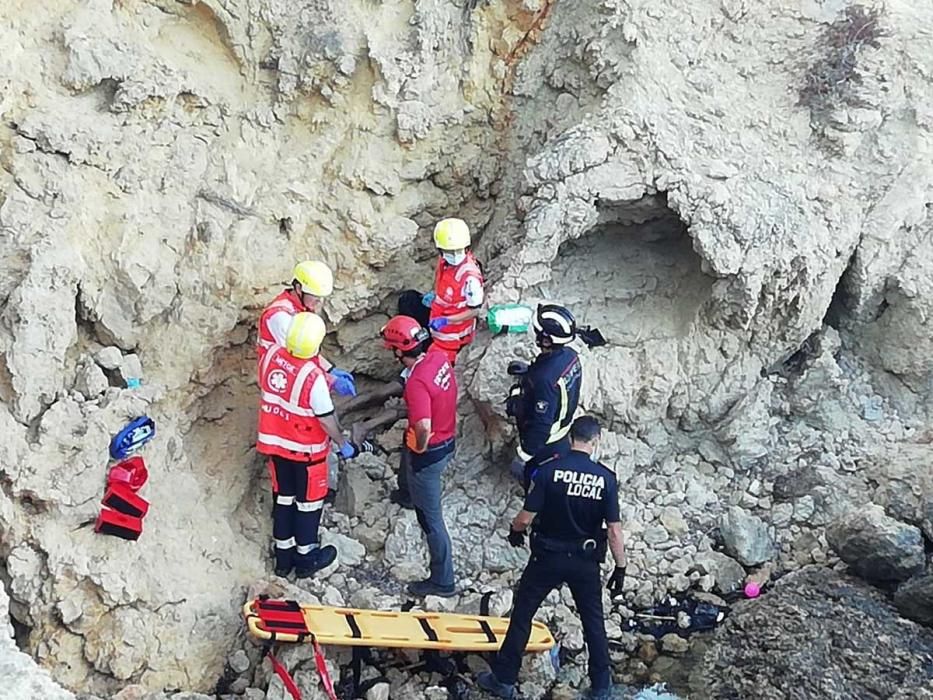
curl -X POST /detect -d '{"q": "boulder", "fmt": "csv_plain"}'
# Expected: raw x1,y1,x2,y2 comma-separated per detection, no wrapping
335,468,378,519
691,552,746,595
719,507,774,567
0,582,75,700
895,574,933,627
692,567,933,698
826,505,925,583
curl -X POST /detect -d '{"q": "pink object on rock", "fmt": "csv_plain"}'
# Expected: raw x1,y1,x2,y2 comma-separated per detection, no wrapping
744,581,761,598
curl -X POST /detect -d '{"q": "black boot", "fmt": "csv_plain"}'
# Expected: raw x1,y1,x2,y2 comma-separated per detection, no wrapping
295,545,338,579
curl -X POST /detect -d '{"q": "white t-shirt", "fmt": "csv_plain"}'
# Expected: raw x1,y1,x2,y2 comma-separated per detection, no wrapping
309,372,334,416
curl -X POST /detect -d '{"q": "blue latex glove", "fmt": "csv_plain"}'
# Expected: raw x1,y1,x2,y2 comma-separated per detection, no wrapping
330,368,357,397
338,441,358,459
421,291,436,307
429,317,449,331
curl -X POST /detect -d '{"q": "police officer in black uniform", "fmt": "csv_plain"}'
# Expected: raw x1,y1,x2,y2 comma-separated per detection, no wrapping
506,304,583,491
478,416,627,700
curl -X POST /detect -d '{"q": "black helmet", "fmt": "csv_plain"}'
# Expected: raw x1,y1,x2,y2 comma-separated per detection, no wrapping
534,304,576,346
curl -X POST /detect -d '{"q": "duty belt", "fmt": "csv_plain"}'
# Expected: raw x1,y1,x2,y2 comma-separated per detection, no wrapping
530,532,607,559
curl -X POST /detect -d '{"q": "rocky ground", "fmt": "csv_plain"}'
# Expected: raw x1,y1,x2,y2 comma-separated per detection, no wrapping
2,0,933,698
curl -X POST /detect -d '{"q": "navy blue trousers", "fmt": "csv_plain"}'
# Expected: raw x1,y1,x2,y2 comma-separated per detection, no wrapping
491,549,611,690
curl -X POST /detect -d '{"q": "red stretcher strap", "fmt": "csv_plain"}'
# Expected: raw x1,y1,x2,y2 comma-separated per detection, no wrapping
312,639,338,700
268,652,302,700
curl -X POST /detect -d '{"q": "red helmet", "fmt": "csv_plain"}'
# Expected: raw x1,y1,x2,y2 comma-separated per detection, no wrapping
380,315,429,352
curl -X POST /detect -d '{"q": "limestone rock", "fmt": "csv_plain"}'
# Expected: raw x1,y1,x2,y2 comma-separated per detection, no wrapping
94,347,124,371
335,468,378,519
660,633,689,654
0,582,75,700
228,649,250,674
826,505,925,583
364,682,390,700
74,358,109,399
320,531,366,568
873,444,933,541
691,552,746,595
894,574,933,628
719,507,774,567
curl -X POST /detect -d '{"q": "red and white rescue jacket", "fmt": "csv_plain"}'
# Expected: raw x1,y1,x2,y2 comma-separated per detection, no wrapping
257,290,303,366
256,346,330,462
429,252,484,353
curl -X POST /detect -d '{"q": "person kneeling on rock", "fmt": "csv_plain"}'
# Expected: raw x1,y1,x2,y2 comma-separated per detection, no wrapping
478,416,626,700
256,313,372,579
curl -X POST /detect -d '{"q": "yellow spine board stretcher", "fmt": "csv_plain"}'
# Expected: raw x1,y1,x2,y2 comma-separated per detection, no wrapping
244,598,555,652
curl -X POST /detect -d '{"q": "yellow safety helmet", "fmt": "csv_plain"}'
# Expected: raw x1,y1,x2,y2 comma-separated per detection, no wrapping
286,312,326,359
292,260,334,297
433,218,471,251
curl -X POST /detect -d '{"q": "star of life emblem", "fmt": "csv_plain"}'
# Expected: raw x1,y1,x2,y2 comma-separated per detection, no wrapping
269,370,288,393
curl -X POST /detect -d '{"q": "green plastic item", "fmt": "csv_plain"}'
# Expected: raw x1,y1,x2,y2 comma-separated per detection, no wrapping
487,303,534,334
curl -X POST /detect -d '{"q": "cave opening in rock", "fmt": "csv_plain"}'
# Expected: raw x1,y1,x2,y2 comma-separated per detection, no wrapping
539,194,713,343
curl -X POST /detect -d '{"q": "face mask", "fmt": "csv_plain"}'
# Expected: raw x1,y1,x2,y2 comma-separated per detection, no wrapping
590,441,601,463
442,251,466,266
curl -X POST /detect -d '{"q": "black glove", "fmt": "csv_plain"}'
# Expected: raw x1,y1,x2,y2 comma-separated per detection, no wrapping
607,566,626,598
507,527,526,548
505,384,523,418
507,360,530,376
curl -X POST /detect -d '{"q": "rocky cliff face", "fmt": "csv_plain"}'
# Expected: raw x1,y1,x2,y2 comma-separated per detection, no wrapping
1,0,932,698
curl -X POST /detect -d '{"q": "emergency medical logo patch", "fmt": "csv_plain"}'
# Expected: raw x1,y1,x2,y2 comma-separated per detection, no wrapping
535,400,549,414
269,370,288,393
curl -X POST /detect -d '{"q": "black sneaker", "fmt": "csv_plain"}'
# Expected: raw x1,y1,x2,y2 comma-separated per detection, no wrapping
274,565,292,578
476,671,516,699
407,579,456,597
389,489,414,509
324,489,337,505
295,545,338,579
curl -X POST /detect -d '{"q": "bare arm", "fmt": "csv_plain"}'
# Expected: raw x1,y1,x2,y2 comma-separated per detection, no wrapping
607,521,626,568
337,381,403,413
351,405,407,442
317,413,344,445
411,418,432,453
511,509,535,532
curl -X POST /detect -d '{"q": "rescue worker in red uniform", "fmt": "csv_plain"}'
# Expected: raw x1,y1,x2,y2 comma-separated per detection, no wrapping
427,218,485,365
380,315,459,597
257,260,357,397
257,312,370,578
258,261,357,504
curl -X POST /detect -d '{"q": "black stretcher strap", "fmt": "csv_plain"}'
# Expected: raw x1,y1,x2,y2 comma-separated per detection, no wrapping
477,591,497,643
478,619,497,644
418,618,439,642
344,613,363,639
